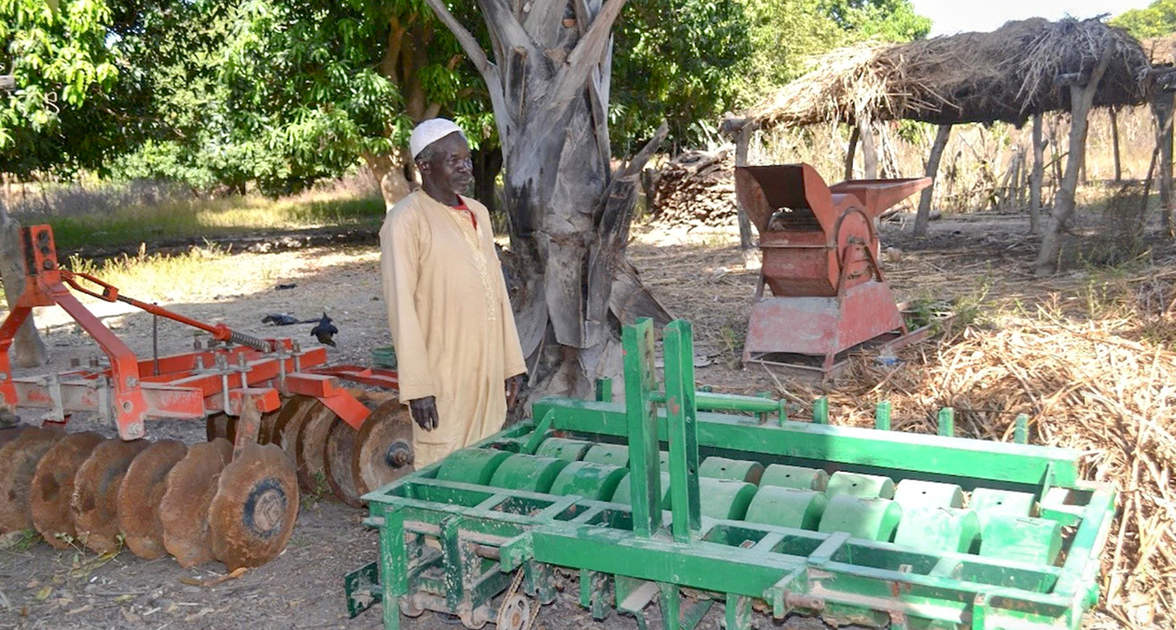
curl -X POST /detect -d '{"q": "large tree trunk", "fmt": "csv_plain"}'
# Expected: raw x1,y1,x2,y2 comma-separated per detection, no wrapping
471,146,503,215
1029,113,1045,235
912,124,951,237
0,202,48,368
1033,49,1112,276
425,0,670,399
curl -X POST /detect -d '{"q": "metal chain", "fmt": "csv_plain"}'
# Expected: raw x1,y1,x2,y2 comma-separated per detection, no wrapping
496,568,527,628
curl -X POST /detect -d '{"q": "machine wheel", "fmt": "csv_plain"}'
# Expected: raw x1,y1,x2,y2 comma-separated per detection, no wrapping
159,438,232,567
208,443,299,571
117,440,187,559
29,432,103,548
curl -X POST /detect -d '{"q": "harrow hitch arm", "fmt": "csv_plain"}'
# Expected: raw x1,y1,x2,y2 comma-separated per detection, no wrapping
62,269,272,352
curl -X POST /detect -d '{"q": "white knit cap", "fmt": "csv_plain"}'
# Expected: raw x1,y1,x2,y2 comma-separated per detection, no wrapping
409,118,465,159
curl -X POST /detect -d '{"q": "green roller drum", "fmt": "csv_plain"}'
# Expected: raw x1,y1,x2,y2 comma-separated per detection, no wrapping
979,515,1063,564
583,443,629,467
893,479,965,509
970,488,1037,527
818,495,903,541
435,448,512,485
535,438,592,461
744,486,827,530
760,464,829,491
548,461,628,500
826,471,896,499
698,478,757,521
488,454,570,493
612,472,671,505
699,457,764,484
893,507,980,553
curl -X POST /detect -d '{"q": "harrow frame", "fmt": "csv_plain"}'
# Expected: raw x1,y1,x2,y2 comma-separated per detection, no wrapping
349,319,1115,630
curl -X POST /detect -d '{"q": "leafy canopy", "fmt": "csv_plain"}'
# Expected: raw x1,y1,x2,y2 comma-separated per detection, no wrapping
1111,0,1176,40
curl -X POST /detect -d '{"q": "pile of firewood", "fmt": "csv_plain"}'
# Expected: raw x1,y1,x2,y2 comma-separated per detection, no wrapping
649,148,736,227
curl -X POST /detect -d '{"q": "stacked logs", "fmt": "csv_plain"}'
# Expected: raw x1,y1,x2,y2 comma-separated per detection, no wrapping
650,148,737,228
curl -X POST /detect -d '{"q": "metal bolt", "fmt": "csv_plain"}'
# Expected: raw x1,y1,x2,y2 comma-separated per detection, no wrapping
385,442,414,468
121,400,133,412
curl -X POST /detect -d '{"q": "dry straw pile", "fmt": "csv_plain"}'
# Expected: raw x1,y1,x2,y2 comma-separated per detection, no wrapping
778,274,1176,628
751,17,1150,129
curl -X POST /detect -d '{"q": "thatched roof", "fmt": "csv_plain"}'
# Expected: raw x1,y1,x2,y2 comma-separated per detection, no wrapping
749,18,1152,129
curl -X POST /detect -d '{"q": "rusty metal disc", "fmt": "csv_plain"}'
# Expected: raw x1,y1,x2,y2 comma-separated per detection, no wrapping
0,426,21,448
323,419,363,507
0,427,64,533
257,409,282,445
208,442,299,571
30,432,103,548
273,396,317,457
295,402,336,495
116,440,188,559
351,400,414,496
71,438,149,554
159,438,233,567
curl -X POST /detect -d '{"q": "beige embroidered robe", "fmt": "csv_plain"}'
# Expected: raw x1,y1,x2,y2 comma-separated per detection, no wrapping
379,191,527,467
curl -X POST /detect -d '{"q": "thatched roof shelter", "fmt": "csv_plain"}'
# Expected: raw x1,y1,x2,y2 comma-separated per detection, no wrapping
749,18,1152,129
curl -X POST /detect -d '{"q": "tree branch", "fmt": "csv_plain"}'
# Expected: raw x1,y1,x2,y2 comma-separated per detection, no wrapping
550,0,626,112
422,0,494,79
478,0,535,52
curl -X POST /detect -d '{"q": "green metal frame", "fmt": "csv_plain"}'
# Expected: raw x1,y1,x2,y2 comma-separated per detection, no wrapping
347,319,1116,630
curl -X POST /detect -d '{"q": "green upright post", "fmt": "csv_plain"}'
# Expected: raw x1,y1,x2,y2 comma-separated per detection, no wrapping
596,378,613,402
379,507,407,630
777,400,788,426
1014,414,1029,444
812,397,829,424
622,319,661,538
938,407,955,437
663,320,701,542
874,401,892,430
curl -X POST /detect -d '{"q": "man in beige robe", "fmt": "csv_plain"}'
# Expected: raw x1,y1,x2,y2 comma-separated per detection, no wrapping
380,119,527,468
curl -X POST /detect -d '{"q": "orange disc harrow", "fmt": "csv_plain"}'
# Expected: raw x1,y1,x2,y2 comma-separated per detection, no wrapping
71,438,149,554
208,443,300,571
295,402,336,494
29,431,103,548
0,427,63,533
117,440,188,559
350,400,414,496
159,438,233,567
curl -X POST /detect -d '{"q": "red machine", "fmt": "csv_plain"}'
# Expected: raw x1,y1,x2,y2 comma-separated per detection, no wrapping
735,164,931,375
0,225,409,570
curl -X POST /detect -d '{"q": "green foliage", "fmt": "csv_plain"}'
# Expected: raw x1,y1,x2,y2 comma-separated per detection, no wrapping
0,0,140,176
738,0,929,105
610,0,752,152
1111,0,1176,40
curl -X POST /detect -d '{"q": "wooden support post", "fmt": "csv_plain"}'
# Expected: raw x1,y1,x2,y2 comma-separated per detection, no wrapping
913,124,952,236
1030,113,1044,235
858,118,878,180
1153,92,1175,237
1034,49,1113,275
845,125,860,180
734,122,754,250
1110,107,1122,183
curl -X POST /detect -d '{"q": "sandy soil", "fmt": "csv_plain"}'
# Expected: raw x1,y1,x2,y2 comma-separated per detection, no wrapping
0,212,1153,630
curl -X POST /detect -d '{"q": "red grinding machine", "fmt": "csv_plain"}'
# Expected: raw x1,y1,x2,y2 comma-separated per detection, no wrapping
735,164,932,376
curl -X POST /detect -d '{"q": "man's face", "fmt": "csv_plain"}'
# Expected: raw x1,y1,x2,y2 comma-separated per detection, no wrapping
419,132,473,195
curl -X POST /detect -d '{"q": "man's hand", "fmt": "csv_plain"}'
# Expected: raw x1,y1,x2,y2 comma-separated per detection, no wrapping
408,396,439,431
505,374,526,412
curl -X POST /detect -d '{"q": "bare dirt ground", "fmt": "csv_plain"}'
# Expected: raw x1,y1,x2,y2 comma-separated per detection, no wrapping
0,211,1165,630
